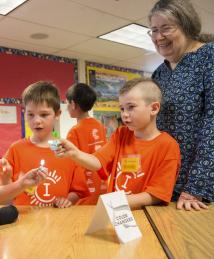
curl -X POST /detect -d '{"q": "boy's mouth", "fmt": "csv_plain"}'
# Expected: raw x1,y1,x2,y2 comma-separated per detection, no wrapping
124,121,131,125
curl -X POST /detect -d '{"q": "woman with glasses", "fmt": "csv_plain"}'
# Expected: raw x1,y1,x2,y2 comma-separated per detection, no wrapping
148,0,214,211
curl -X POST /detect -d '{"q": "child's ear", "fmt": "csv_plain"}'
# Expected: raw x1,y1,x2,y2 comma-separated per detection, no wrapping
71,100,76,110
150,102,160,115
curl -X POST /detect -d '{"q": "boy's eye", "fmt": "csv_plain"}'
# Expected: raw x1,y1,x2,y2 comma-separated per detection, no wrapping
127,105,135,110
41,114,49,117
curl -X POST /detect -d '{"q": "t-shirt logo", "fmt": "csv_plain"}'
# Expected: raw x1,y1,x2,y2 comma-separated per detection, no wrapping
92,128,99,140
115,162,144,194
29,170,61,206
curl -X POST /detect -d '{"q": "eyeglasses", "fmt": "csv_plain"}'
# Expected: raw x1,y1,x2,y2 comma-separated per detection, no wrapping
147,25,177,38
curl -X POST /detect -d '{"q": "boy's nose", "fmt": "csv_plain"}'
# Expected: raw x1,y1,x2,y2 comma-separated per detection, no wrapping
33,116,42,123
122,111,129,118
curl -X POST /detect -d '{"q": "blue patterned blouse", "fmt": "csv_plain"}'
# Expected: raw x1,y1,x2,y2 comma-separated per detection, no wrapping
152,42,214,202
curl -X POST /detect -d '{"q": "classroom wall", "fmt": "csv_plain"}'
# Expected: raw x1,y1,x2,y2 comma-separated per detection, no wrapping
0,47,78,157
0,48,78,99
0,46,146,156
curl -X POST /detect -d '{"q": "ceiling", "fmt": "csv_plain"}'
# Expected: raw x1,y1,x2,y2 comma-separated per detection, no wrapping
0,0,213,73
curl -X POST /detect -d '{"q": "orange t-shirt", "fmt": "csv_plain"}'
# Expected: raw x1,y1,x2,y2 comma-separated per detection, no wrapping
93,126,181,203
5,139,89,207
67,117,107,204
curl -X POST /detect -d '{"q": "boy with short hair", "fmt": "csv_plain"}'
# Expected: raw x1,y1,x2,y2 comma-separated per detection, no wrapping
58,78,181,209
0,81,89,207
66,83,107,204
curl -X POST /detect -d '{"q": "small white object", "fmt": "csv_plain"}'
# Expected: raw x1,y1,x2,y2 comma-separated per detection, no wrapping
48,140,60,151
40,159,45,167
39,159,46,172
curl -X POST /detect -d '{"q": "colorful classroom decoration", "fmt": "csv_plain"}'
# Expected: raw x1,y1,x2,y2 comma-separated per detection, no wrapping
86,61,144,138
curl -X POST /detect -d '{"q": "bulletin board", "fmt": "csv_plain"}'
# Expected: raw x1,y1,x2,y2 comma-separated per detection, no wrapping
0,104,22,157
86,61,144,138
0,47,78,156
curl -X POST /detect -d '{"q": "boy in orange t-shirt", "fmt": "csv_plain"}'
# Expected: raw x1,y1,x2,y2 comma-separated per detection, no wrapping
57,78,181,210
0,81,89,207
66,83,107,204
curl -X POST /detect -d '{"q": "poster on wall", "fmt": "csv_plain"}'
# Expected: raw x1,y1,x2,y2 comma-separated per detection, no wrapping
86,61,144,138
0,105,17,123
0,104,22,157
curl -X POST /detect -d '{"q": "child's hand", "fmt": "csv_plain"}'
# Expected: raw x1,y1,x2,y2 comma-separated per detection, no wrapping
18,167,48,189
0,158,12,183
177,191,208,211
55,139,79,158
54,197,73,208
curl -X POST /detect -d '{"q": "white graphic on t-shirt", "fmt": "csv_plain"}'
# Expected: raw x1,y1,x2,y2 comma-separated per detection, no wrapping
85,170,96,193
115,162,144,194
43,183,51,197
88,140,104,152
29,170,61,207
121,175,132,189
94,144,102,151
92,128,99,140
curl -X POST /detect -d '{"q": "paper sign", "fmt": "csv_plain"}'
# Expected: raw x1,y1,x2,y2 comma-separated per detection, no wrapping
86,191,142,244
0,106,17,124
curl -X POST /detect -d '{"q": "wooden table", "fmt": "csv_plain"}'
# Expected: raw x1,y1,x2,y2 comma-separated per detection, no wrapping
144,203,214,259
0,206,167,259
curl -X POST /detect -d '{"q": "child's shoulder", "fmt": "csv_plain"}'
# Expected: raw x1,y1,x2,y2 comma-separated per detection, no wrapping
78,117,106,131
113,126,131,135
158,132,180,152
81,117,103,125
5,138,30,157
157,132,181,161
159,131,179,143
9,138,29,149
112,126,133,142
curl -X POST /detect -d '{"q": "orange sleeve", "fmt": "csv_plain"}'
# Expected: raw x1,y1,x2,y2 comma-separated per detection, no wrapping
145,154,180,203
4,141,15,162
4,142,19,182
96,164,113,180
70,165,90,199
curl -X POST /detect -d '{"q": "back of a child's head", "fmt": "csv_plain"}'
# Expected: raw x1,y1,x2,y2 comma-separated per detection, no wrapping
66,83,97,112
119,77,162,105
22,81,60,113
